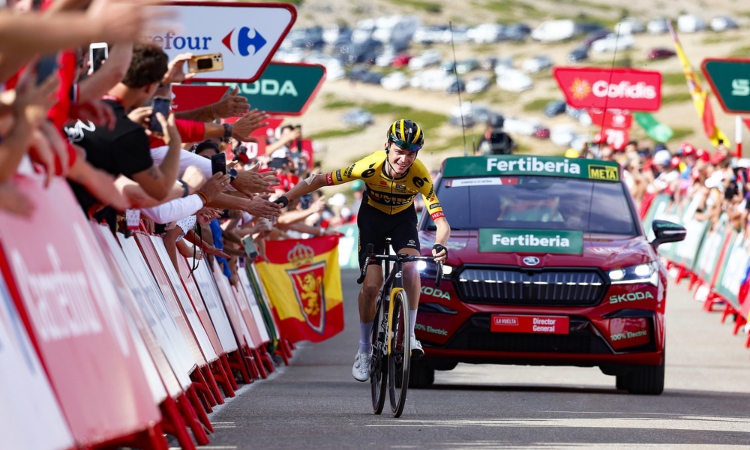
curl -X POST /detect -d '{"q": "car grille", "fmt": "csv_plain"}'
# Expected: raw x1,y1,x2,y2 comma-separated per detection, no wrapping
455,267,607,307
445,315,611,354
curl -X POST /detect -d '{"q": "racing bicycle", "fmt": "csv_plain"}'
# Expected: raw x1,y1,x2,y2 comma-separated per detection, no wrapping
357,240,442,417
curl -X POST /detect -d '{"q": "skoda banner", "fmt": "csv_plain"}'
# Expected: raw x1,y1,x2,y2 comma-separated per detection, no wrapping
194,62,327,116
147,2,296,82
553,67,662,111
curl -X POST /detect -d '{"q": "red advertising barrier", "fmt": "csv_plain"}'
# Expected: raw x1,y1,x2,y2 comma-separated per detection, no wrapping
0,176,161,449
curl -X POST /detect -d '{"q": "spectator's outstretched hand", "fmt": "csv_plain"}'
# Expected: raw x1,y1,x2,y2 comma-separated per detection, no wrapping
246,195,282,219
231,163,277,195
86,0,175,44
14,63,59,127
231,109,269,140
213,86,250,119
162,52,195,85
199,172,231,203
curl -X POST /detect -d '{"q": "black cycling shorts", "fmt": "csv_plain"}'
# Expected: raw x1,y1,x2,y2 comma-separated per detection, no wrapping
357,201,420,269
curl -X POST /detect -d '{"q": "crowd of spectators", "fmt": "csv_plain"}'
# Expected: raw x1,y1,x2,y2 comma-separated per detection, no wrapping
565,138,750,233
0,0,349,288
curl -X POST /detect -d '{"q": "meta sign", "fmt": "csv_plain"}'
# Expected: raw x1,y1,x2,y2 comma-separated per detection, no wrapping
701,58,750,114
194,62,327,116
553,67,662,111
145,2,296,82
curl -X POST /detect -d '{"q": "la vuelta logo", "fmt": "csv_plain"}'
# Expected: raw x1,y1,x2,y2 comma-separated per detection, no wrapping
554,67,662,111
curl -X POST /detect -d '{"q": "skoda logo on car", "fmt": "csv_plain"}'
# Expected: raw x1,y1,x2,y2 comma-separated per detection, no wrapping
523,256,540,266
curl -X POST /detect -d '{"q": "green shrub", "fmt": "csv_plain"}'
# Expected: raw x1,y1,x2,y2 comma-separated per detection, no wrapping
523,98,556,112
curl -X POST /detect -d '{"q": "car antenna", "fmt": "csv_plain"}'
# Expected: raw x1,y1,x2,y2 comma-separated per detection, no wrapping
448,21,469,157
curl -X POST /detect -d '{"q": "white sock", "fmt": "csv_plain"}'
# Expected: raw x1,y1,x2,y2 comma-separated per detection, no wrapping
409,309,417,338
359,320,373,354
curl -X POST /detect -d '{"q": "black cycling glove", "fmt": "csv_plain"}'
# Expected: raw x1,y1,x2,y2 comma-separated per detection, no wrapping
274,196,289,208
433,244,448,258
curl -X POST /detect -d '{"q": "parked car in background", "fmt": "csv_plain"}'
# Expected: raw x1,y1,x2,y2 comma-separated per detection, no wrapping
503,23,531,41
408,49,442,70
381,72,410,91
468,23,505,43
580,29,610,48
413,25,448,44
647,18,669,34
678,14,707,33
504,117,542,136
711,16,739,32
440,25,472,43
496,68,533,92
456,59,479,74
322,24,350,45
522,55,553,73
341,108,373,127
647,48,676,60
568,46,589,63
439,60,456,73
615,17,645,34
372,15,420,45
591,33,634,53
466,75,490,94
391,52,412,68
446,78,466,94
544,100,567,117
410,69,452,91
531,19,577,42
534,125,551,139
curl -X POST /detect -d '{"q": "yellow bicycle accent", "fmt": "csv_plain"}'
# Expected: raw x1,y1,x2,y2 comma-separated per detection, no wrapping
387,287,404,356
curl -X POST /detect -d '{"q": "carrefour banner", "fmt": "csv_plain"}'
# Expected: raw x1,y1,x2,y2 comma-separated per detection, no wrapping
256,236,344,343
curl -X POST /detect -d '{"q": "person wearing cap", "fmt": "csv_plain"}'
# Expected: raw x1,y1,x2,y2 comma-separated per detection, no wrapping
272,119,450,383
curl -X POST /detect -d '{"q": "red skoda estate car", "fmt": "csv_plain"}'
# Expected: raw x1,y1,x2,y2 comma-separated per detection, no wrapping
413,155,686,394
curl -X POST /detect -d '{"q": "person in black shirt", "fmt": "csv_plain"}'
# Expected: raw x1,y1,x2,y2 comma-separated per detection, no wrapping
476,115,516,155
67,43,182,227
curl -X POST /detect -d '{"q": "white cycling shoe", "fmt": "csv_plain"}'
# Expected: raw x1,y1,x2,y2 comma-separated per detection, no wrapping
352,351,371,382
410,336,424,360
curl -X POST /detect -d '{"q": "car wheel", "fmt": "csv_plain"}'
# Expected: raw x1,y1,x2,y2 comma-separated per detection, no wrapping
615,374,628,390
409,361,435,389
626,355,665,395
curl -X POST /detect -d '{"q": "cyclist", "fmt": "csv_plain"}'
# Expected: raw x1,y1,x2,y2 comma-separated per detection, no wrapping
274,119,450,382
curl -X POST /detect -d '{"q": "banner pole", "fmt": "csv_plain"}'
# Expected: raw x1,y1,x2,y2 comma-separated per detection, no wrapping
736,115,743,158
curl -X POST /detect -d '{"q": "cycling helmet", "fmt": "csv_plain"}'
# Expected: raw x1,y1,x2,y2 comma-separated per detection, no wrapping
386,119,424,153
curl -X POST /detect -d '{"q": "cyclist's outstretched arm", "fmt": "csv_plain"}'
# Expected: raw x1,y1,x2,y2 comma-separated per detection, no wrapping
277,173,327,204
432,216,451,263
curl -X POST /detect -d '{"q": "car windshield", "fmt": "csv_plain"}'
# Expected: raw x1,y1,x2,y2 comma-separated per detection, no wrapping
424,176,638,235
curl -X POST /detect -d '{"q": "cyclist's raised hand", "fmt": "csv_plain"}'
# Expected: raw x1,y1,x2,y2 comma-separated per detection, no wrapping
432,244,448,263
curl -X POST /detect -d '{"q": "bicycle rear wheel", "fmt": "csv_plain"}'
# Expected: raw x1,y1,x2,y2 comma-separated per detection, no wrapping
370,297,387,414
388,289,411,418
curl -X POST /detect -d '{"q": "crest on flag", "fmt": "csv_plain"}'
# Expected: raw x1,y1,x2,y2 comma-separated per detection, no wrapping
285,243,326,334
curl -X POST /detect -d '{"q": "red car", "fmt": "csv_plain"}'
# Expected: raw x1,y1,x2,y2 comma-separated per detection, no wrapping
412,155,686,394
647,48,676,60
391,53,412,68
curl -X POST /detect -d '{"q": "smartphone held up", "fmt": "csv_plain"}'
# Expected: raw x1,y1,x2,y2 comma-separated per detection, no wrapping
89,42,108,73
149,96,171,134
188,53,224,73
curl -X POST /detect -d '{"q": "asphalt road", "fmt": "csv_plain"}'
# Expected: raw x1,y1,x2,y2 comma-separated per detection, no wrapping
199,269,750,449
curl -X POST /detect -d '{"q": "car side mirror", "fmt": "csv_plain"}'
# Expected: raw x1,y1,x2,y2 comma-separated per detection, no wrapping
651,220,686,248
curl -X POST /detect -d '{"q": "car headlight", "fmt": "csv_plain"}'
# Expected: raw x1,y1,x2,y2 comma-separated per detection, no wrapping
608,261,659,286
417,260,453,276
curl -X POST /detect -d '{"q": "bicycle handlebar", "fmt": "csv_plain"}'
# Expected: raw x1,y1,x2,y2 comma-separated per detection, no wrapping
357,243,444,287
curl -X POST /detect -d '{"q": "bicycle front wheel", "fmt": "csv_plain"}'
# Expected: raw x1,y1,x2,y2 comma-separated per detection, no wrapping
370,296,387,414
388,289,411,418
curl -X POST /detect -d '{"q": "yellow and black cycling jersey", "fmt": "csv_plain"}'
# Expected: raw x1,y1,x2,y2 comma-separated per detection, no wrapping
325,150,444,220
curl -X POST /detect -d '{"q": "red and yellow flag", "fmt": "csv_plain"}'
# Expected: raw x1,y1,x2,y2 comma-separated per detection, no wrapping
255,236,344,343
668,22,729,147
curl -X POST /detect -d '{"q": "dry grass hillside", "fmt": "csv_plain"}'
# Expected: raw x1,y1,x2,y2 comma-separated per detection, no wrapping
282,0,750,173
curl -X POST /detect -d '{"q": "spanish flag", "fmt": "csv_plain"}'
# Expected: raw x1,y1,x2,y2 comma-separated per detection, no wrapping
668,22,729,147
255,236,344,343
